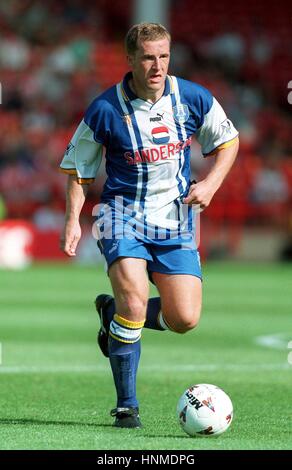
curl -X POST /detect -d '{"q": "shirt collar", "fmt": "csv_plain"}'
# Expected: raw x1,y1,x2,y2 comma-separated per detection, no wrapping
122,71,172,102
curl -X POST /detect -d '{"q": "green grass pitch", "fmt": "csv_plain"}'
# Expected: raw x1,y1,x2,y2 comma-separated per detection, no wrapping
0,262,291,450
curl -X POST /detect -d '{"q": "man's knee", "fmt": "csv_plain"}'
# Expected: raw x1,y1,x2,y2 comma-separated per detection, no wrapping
118,291,147,318
168,307,201,334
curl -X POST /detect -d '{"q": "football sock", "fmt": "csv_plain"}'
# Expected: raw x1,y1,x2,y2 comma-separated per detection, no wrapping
144,297,165,330
104,297,165,331
109,314,144,408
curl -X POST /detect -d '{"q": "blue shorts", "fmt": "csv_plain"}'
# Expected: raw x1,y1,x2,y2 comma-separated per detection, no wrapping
97,237,202,280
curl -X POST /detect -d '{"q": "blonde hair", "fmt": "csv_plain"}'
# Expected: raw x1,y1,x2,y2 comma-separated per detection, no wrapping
125,22,171,55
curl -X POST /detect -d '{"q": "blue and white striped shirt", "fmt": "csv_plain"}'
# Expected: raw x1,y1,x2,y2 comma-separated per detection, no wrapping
60,72,238,233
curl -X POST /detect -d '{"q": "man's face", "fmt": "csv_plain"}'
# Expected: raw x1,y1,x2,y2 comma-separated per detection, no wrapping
128,38,170,95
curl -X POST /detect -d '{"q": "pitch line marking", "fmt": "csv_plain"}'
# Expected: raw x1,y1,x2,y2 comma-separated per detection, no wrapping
0,363,290,374
254,333,292,350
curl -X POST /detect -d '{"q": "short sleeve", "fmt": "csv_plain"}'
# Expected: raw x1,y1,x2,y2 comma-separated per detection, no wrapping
196,97,239,156
59,119,103,184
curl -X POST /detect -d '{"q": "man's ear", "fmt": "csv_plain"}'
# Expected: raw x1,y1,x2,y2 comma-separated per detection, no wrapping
127,55,134,67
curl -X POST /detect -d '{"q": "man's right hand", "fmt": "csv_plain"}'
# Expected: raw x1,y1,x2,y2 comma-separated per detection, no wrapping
60,219,81,257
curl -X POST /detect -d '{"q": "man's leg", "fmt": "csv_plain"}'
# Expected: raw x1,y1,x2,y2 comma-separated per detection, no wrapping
151,273,202,333
95,270,200,356
107,257,149,427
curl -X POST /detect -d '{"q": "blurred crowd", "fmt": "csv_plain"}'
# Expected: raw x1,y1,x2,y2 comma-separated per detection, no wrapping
0,0,291,255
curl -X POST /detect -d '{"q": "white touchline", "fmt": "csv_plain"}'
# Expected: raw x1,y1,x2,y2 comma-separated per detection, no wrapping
0,363,290,374
254,333,292,350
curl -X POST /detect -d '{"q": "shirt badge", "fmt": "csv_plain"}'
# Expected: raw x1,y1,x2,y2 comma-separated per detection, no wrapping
173,104,189,124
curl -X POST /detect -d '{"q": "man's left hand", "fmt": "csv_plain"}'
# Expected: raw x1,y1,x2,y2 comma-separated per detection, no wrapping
183,180,215,209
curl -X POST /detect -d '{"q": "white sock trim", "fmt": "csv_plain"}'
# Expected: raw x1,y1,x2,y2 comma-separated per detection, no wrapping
157,311,172,331
110,319,142,343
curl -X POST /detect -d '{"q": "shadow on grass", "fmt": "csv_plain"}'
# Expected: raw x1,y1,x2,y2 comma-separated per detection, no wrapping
0,418,112,428
141,433,189,439
0,418,190,438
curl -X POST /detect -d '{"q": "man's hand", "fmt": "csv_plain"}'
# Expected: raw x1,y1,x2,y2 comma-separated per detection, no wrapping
183,139,239,209
183,180,215,210
60,175,88,256
60,218,81,257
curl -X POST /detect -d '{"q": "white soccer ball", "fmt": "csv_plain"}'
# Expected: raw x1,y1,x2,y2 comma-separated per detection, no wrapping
177,383,233,437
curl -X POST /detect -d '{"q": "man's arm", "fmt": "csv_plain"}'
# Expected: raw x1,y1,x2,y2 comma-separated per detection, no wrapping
60,175,89,256
183,138,239,209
